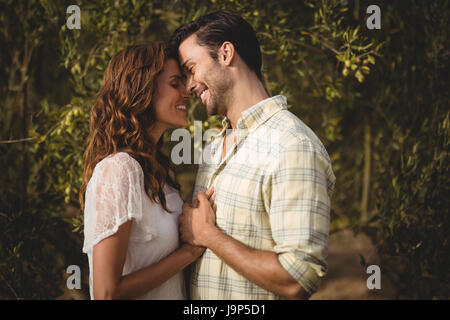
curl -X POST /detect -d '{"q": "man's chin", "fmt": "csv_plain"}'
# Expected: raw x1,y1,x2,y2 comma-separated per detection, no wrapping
206,104,218,116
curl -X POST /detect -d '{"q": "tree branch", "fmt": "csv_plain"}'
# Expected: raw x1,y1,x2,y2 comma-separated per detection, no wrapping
0,137,35,144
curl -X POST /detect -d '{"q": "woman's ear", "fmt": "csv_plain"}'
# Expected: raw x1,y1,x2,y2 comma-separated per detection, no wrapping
219,41,235,66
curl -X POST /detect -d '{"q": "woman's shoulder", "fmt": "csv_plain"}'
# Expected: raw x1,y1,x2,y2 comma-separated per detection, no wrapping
93,152,144,178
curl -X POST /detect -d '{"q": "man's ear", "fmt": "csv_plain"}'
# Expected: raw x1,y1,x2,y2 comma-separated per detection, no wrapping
219,41,235,66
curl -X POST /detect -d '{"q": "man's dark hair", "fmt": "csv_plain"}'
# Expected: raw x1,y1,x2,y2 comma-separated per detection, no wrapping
170,10,262,80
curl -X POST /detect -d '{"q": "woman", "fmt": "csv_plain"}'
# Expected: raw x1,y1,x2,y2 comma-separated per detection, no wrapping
79,43,208,300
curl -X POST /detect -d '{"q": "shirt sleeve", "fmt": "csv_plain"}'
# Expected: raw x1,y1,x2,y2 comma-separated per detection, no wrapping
264,137,335,295
82,153,149,253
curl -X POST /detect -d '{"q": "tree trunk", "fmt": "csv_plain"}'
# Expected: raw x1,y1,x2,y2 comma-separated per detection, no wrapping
361,118,371,221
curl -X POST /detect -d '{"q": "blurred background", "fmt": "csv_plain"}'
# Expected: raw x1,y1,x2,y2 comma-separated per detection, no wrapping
0,0,448,300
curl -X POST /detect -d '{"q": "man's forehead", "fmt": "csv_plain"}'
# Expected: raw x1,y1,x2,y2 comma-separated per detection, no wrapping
178,34,201,63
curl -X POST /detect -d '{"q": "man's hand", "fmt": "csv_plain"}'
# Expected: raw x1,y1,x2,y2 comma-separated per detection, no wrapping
192,186,216,210
179,186,216,247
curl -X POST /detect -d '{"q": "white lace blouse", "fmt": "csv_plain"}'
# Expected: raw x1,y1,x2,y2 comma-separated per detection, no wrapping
82,152,185,300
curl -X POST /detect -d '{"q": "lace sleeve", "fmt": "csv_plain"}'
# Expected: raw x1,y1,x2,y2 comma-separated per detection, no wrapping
82,153,155,253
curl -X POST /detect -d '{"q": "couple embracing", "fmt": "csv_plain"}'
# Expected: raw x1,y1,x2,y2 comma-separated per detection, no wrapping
80,10,335,300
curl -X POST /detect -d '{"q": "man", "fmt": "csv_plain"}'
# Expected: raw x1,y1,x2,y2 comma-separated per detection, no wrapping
171,10,335,300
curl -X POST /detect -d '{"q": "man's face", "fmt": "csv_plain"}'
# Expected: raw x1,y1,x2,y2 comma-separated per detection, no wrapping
178,34,232,116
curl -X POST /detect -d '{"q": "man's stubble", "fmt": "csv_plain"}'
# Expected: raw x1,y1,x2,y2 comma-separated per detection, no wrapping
205,63,234,117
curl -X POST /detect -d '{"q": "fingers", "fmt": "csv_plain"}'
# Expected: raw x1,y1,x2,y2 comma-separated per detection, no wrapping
192,199,199,208
179,204,190,230
181,232,188,244
205,185,215,199
208,192,216,211
196,192,210,208
178,215,185,231
198,187,216,205
182,203,192,212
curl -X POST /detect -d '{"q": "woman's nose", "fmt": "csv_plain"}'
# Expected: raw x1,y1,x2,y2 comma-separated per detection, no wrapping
180,84,191,100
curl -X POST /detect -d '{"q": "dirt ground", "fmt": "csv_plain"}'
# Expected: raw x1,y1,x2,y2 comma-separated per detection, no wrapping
310,229,395,300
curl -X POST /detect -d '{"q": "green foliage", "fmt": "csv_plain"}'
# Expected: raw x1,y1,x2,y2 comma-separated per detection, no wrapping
366,0,450,299
0,0,88,299
376,111,449,299
0,0,448,299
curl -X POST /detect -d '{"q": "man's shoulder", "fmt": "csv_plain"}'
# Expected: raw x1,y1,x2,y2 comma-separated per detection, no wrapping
264,109,329,156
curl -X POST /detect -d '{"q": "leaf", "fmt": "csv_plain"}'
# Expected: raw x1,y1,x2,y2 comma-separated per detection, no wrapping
352,26,360,39
392,176,398,188
392,142,400,150
361,66,371,74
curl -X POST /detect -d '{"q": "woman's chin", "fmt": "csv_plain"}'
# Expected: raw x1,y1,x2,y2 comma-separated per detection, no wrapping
171,119,189,128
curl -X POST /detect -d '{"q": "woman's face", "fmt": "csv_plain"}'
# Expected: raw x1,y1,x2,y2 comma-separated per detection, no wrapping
153,58,190,130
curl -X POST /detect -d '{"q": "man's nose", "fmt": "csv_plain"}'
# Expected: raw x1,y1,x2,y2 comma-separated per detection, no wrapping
186,77,197,95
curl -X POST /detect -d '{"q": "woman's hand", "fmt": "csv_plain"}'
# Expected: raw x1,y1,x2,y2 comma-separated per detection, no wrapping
181,243,206,260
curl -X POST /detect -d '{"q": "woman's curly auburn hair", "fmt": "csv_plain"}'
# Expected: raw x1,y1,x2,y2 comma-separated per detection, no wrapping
79,42,180,213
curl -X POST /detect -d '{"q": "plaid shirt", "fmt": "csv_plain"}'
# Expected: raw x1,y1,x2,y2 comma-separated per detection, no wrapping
191,95,336,299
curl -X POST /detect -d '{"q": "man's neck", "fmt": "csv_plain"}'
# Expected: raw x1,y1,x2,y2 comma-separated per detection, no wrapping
225,73,269,129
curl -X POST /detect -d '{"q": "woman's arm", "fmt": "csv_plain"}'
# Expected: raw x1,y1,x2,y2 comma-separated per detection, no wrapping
92,220,203,300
